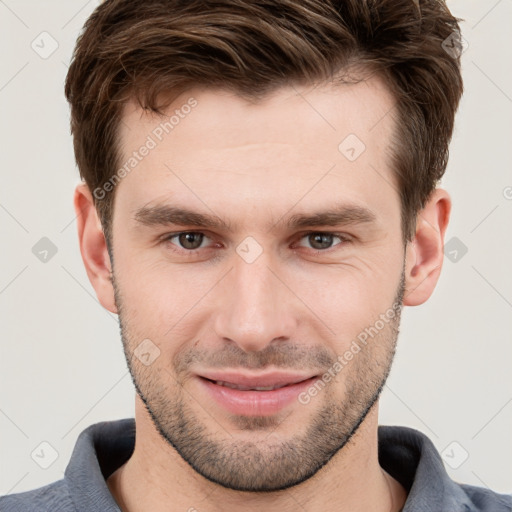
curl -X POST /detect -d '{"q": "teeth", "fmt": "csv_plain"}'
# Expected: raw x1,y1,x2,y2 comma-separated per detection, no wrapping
214,380,287,391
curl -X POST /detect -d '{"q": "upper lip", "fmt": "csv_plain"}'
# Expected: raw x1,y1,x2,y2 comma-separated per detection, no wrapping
197,370,317,388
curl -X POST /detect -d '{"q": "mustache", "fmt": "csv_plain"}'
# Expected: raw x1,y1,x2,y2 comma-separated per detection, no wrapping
175,342,336,374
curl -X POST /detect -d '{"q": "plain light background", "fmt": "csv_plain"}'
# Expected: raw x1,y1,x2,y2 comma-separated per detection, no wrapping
1,0,511,498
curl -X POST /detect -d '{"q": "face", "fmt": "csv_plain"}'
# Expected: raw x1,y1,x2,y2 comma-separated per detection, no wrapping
110,77,406,492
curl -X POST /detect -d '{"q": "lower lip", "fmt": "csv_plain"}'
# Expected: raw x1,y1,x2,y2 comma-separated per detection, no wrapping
197,376,317,416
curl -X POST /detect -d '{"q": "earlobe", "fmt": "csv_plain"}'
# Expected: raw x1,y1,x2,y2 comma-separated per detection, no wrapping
403,188,451,306
74,183,118,314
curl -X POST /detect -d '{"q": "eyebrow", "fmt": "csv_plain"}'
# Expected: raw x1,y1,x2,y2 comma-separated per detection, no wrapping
132,203,377,233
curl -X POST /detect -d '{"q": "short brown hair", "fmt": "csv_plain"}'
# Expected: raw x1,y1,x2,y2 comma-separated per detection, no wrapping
65,0,464,248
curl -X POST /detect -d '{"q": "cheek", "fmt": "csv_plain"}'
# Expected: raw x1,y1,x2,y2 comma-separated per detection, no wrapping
292,254,402,345
116,256,219,343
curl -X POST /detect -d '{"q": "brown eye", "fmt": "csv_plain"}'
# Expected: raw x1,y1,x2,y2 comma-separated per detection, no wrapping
308,233,335,250
178,232,204,250
167,232,208,251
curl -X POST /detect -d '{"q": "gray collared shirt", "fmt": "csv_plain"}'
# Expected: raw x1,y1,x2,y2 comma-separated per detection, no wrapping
1,418,510,511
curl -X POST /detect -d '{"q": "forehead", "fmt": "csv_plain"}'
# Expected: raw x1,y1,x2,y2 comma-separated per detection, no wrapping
121,74,395,149
114,75,398,226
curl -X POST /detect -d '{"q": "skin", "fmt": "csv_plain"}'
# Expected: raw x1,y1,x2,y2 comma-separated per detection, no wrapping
75,75,450,512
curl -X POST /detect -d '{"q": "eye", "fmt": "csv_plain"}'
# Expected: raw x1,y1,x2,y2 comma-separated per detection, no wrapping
164,231,213,251
295,232,350,251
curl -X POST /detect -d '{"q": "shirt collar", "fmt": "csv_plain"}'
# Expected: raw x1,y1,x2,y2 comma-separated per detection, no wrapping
65,418,135,512
378,425,475,511
63,418,476,511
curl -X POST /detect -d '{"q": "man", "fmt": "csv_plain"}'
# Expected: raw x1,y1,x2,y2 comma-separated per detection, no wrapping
1,0,510,511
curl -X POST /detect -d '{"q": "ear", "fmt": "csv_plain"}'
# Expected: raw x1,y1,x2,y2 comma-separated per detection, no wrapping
74,183,118,314
403,188,451,306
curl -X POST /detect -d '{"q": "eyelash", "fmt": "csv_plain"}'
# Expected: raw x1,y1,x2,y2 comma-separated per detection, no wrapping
160,230,352,256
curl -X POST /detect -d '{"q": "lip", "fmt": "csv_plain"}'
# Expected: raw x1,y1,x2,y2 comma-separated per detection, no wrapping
197,370,316,388
195,371,318,416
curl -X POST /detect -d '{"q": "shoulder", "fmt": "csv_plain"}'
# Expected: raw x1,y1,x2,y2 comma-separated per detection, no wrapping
378,425,512,511
460,483,512,512
0,479,75,512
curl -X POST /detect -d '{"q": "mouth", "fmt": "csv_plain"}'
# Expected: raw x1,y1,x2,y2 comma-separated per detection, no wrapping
195,372,318,416
197,370,317,389
203,379,294,391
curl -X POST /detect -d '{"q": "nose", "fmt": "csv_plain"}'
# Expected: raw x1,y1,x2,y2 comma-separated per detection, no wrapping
213,250,299,353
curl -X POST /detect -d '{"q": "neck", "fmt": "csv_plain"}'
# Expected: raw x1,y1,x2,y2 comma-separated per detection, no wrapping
107,398,407,512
